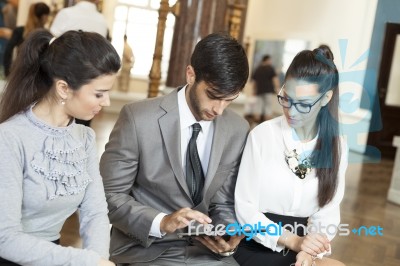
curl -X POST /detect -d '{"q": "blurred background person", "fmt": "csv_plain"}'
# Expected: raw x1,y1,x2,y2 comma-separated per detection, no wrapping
250,54,280,123
2,0,18,29
2,1,49,77
50,0,107,38
0,0,15,73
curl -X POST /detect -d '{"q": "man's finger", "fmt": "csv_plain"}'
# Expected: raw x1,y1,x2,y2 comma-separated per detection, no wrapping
181,210,211,224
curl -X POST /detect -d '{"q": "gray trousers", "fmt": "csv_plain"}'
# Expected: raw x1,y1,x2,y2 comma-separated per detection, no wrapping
118,245,239,266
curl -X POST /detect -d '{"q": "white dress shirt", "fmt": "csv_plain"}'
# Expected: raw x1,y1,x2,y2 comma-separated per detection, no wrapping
50,1,108,38
235,116,348,254
150,86,214,237
178,86,214,174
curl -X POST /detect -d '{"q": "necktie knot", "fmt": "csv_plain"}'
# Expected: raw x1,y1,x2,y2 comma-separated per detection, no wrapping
192,123,201,139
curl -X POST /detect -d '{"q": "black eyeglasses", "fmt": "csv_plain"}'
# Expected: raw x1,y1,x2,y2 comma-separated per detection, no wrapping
277,87,326,114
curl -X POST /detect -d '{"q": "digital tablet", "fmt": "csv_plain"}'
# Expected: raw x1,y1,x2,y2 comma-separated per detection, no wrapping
177,228,268,238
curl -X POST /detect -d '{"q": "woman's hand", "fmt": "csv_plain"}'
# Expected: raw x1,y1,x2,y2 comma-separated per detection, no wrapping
300,233,330,256
277,231,329,255
98,258,115,266
295,250,313,266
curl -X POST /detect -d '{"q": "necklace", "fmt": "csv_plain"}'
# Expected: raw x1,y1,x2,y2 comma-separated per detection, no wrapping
284,149,313,179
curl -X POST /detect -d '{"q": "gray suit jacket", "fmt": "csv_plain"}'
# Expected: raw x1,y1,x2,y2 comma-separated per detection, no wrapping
100,89,249,263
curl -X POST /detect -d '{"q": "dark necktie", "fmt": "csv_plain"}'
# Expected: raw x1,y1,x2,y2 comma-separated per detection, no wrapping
186,123,205,205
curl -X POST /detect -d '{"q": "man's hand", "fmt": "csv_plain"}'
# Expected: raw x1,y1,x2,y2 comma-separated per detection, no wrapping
160,207,212,234
195,235,244,254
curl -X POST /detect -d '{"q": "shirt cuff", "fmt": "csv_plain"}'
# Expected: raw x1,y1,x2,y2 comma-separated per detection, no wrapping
275,241,285,252
149,213,167,238
254,232,282,252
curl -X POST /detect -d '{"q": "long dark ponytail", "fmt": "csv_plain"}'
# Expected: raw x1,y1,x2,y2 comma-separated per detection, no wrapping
0,30,52,123
0,29,121,123
285,45,340,207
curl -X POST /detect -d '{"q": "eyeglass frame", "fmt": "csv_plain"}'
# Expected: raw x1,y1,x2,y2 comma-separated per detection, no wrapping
276,86,327,114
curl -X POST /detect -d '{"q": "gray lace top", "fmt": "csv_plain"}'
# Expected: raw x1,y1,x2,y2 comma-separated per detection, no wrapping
0,106,110,265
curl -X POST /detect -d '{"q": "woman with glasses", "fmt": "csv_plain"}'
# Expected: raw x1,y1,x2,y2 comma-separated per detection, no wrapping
234,46,348,266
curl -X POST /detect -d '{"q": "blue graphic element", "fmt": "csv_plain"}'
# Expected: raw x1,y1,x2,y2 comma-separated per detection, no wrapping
352,225,383,236
340,92,360,113
337,40,381,163
226,222,283,241
349,49,370,69
339,39,348,69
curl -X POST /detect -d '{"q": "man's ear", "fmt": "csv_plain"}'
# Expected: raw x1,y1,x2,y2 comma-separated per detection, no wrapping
186,65,196,85
55,80,69,101
321,90,333,106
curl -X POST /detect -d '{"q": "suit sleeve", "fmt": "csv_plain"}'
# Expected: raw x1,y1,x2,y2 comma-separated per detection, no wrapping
100,105,160,247
208,119,249,226
208,160,241,226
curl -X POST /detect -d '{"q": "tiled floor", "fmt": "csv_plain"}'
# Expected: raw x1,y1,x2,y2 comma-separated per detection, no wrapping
60,111,400,266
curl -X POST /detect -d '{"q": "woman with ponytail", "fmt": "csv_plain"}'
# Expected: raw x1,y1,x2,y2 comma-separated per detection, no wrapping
0,29,120,265
234,46,348,266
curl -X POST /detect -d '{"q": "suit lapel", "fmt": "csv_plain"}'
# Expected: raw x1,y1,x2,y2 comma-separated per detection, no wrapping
203,115,226,196
158,90,191,198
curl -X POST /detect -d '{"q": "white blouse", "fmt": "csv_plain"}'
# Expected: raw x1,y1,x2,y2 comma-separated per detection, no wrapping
235,116,348,253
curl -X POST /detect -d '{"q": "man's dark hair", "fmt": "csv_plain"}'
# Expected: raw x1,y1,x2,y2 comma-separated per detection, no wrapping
190,33,249,98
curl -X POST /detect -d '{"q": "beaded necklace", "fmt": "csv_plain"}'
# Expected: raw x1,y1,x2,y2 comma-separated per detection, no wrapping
284,149,314,179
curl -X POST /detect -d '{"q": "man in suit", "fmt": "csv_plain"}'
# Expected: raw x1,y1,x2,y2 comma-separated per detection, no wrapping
100,33,249,265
